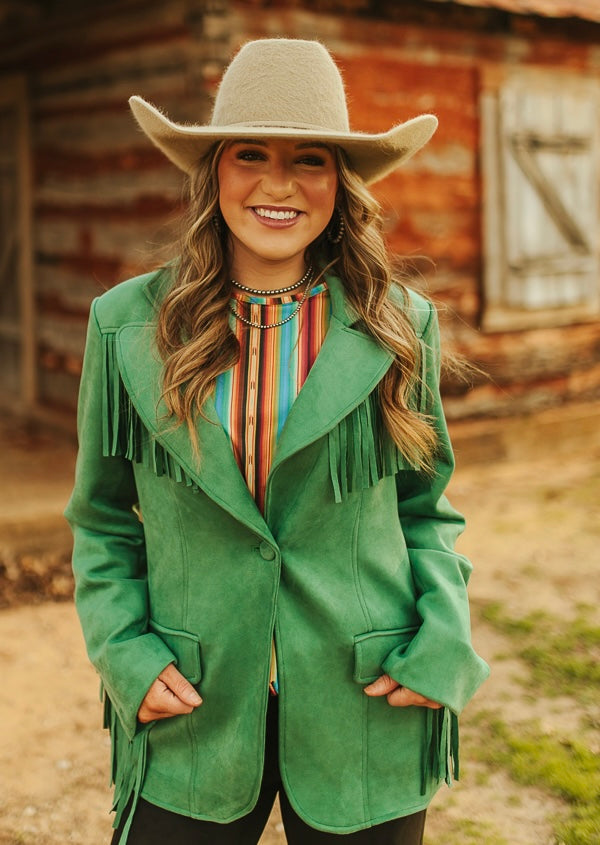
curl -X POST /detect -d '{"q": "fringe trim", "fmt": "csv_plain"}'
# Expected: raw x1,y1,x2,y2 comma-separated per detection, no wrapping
328,337,428,504
103,330,428,504
102,687,151,845
101,332,199,492
420,707,459,795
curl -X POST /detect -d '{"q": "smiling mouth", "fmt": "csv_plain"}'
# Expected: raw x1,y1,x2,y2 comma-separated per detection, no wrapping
252,206,301,221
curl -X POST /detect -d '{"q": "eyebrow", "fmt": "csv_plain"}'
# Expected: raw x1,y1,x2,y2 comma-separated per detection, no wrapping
230,138,331,151
230,138,268,147
296,142,331,151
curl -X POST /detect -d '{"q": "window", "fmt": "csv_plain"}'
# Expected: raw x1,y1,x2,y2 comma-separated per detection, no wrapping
481,70,600,331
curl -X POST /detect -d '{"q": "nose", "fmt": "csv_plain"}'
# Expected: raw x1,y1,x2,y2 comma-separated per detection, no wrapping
262,159,295,199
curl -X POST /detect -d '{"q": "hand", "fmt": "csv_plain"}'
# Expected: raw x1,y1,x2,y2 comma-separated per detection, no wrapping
138,663,203,723
363,674,442,709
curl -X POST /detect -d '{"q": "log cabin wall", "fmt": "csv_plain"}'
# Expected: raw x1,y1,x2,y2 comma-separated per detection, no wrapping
230,0,600,418
0,0,232,423
2,0,600,425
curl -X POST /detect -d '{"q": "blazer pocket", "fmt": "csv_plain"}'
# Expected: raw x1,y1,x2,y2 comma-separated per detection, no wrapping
353,626,419,684
149,619,202,685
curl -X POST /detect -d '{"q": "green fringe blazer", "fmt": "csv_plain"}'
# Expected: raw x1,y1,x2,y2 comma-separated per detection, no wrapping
65,268,489,843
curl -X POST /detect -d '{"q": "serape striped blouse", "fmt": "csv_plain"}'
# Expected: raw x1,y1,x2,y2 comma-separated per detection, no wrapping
214,281,332,514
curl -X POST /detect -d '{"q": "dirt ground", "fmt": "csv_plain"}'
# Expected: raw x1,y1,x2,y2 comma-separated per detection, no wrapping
1,405,599,844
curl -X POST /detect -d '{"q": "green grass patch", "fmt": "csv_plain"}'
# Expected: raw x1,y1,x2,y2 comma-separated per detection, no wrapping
555,803,600,844
479,603,600,703
475,719,600,845
489,722,599,803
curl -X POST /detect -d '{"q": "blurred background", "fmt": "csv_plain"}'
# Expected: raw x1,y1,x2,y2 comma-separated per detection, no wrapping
1,1,599,844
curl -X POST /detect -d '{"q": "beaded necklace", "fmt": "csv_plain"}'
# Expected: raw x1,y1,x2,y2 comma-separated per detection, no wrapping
229,266,314,330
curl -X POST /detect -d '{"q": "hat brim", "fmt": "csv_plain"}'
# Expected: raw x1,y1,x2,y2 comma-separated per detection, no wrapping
129,95,437,185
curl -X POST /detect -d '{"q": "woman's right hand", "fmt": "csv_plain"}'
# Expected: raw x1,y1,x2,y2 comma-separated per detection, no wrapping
138,663,203,723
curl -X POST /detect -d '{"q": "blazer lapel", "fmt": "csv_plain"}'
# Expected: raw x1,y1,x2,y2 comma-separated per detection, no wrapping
270,274,394,474
115,323,272,542
126,269,394,524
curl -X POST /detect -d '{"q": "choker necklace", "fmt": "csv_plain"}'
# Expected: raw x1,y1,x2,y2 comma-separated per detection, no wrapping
229,267,315,329
230,265,313,296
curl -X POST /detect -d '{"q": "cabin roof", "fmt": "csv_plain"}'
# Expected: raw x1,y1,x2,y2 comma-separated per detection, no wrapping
432,0,600,23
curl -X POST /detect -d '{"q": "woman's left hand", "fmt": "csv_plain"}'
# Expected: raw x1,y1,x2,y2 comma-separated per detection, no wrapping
363,674,442,709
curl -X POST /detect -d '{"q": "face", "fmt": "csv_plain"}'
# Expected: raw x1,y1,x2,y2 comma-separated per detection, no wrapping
217,137,338,278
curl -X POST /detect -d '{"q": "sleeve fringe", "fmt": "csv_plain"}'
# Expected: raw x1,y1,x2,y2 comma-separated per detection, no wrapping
421,707,460,795
102,687,151,844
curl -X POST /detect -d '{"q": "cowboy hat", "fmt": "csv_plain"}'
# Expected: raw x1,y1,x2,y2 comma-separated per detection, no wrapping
129,38,437,185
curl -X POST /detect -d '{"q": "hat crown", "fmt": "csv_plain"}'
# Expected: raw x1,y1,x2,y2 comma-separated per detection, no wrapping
211,39,350,133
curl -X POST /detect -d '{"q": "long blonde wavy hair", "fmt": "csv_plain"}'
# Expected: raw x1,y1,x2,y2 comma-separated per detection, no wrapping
156,141,438,472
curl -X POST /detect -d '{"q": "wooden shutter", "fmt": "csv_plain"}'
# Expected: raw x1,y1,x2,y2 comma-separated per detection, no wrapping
482,71,600,331
0,75,34,410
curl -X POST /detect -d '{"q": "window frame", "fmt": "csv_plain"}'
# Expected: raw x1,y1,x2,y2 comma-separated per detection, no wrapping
481,66,600,332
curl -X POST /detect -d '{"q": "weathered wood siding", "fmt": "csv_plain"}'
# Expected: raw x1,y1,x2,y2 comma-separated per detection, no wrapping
2,0,600,421
1,0,230,416
230,0,600,416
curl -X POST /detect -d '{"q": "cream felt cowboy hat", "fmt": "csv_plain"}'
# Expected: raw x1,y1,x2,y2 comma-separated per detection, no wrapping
129,38,437,185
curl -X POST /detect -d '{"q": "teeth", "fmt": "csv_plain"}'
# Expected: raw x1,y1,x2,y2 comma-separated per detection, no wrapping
255,208,298,220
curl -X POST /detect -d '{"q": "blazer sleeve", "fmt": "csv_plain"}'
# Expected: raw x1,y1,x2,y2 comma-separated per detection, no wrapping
381,303,490,713
64,300,176,740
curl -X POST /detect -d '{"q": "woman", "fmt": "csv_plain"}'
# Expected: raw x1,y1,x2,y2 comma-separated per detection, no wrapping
65,38,489,845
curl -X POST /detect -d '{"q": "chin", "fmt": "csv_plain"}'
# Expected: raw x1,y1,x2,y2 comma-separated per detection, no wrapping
249,245,311,264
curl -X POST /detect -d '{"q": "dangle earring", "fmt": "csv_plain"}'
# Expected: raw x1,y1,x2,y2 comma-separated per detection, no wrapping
212,212,223,235
326,208,345,244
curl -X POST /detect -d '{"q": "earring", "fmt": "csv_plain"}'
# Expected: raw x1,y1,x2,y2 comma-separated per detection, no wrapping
326,208,345,244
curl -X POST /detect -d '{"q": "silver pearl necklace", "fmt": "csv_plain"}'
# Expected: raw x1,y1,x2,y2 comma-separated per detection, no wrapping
230,264,313,296
229,267,315,330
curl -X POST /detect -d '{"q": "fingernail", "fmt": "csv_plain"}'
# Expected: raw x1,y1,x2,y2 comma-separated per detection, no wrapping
188,690,202,706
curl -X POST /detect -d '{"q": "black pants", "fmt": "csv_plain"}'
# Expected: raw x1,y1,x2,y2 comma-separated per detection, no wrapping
112,699,426,845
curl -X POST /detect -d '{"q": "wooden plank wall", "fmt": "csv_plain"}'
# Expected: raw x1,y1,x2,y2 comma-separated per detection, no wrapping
230,0,600,417
2,0,600,421
0,0,230,416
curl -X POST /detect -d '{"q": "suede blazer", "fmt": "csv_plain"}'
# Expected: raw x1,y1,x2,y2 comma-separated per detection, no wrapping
65,267,489,842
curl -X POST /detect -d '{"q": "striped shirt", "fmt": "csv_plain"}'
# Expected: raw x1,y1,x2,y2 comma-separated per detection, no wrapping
214,281,331,514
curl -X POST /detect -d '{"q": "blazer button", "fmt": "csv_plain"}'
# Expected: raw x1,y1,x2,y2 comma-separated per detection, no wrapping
259,541,276,561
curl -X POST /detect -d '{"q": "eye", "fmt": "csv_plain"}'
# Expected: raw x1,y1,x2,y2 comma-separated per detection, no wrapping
235,149,266,162
297,154,327,167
